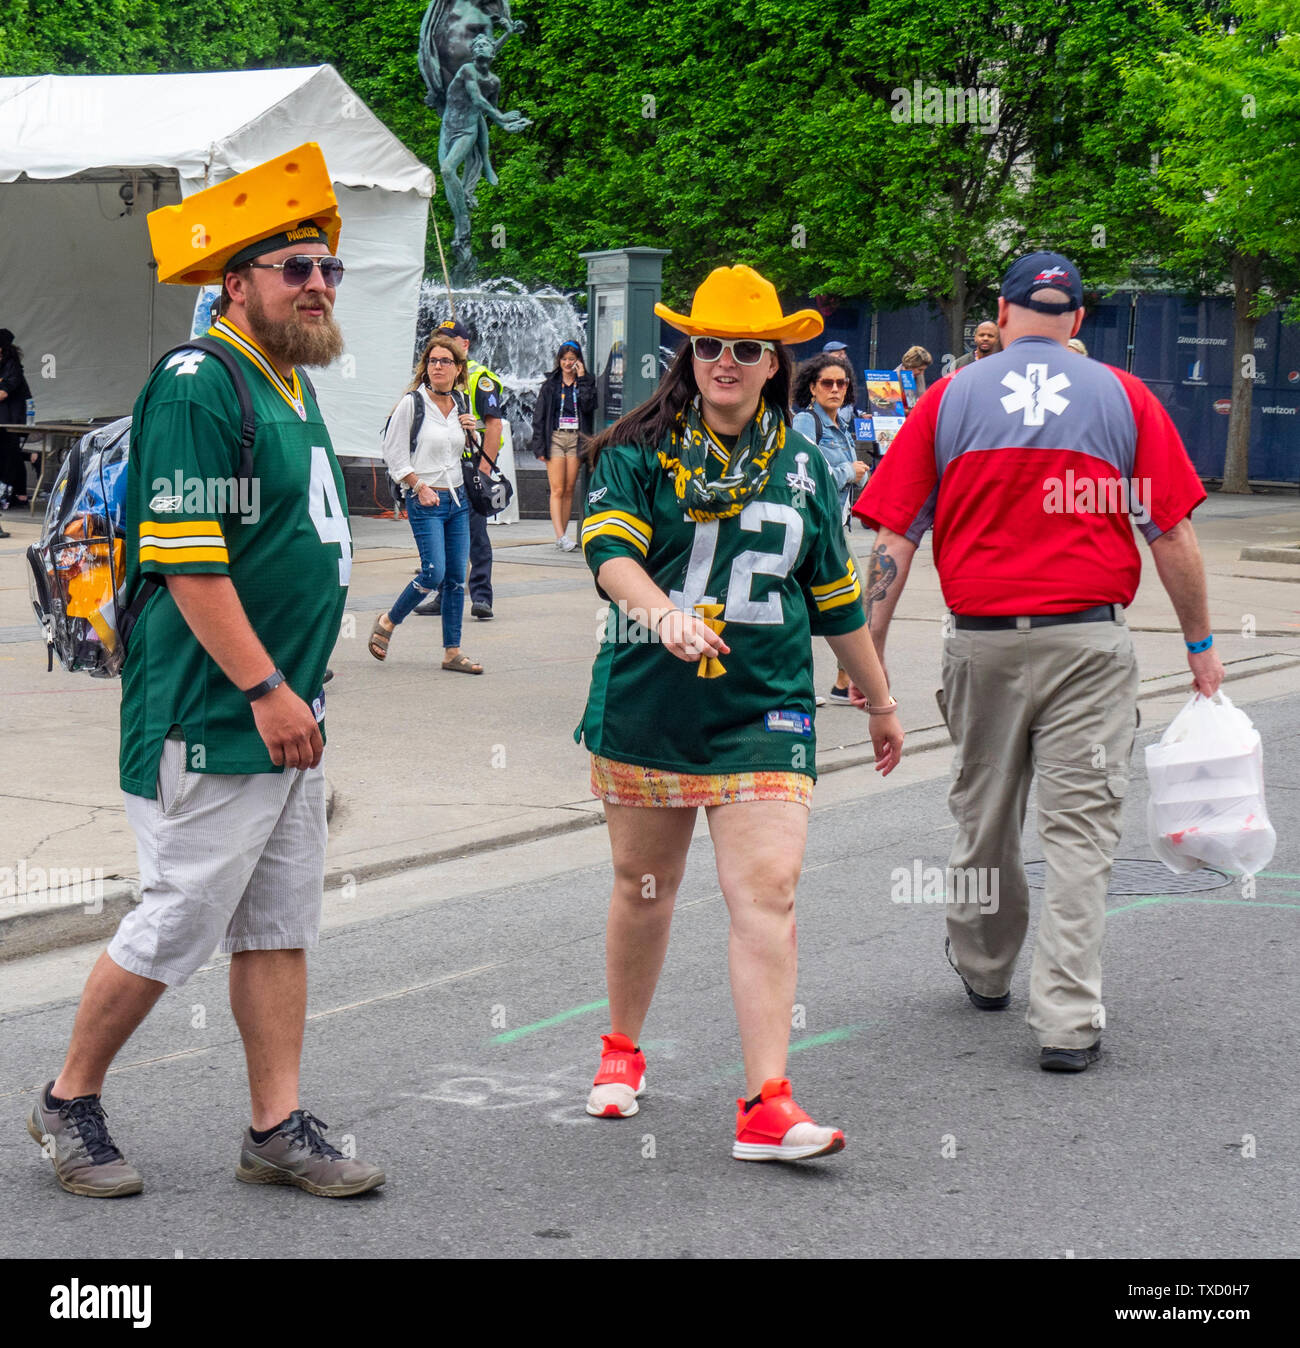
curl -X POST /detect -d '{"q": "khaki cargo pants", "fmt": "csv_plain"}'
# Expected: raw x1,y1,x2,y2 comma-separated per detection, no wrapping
939,613,1138,1048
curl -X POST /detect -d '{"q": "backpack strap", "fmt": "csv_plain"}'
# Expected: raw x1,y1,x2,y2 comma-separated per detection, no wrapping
125,338,260,648
452,388,480,458
151,337,256,482
408,388,424,459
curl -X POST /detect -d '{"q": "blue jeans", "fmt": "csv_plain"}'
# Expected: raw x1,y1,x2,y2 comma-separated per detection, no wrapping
388,492,470,647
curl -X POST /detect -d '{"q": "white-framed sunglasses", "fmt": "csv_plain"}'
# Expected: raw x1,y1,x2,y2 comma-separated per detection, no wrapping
690,336,775,365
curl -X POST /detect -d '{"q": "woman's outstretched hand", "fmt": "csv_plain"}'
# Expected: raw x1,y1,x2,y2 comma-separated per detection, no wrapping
657,608,731,665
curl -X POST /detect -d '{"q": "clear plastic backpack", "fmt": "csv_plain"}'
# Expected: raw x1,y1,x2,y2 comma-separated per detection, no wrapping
25,417,135,678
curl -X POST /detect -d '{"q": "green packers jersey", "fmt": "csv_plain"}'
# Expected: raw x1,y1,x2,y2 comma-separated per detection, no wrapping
119,319,352,795
576,425,864,779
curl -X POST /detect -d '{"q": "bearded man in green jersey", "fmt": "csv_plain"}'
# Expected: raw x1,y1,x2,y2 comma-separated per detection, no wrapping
28,146,385,1199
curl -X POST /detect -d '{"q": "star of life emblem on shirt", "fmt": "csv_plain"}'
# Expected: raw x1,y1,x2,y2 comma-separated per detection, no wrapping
785,451,817,496
1001,364,1071,426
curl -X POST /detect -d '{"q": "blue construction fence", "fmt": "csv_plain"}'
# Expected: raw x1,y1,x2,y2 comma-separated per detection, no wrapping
662,293,1300,483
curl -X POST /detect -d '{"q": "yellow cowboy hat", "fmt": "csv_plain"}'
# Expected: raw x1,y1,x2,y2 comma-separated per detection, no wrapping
148,143,341,286
654,265,824,344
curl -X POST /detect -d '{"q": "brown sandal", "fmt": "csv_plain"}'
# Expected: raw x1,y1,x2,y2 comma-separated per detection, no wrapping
368,616,392,661
442,652,483,675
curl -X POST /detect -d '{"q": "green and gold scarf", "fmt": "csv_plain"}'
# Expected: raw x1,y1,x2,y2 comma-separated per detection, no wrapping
657,396,785,522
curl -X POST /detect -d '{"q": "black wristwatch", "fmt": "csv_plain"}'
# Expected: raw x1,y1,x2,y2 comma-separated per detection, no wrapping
243,668,287,702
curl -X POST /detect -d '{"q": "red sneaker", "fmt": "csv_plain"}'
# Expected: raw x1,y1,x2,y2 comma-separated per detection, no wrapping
732,1077,845,1161
585,1032,647,1118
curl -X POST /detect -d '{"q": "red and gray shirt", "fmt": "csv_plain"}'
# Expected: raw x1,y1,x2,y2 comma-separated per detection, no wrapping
852,335,1206,615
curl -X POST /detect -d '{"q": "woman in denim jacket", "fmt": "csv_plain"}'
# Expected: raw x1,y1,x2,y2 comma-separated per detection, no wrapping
792,353,867,704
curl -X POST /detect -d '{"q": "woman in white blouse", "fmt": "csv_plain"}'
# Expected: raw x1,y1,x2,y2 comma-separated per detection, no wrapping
370,333,483,673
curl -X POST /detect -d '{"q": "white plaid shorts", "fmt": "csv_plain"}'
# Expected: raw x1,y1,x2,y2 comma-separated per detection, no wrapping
108,738,327,986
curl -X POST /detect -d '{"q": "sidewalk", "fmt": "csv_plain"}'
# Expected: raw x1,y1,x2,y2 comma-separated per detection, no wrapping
1,492,1297,959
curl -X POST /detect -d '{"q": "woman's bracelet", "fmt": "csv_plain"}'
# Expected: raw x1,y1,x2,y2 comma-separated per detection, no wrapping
656,607,681,636
867,696,899,715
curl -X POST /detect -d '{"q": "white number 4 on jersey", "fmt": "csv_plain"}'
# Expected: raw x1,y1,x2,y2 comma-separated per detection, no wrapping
308,446,352,585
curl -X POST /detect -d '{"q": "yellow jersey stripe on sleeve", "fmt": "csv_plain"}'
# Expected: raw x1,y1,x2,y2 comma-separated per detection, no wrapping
138,544,230,566
138,531,227,552
140,519,225,539
811,563,859,597
815,580,862,611
581,520,650,558
581,509,651,552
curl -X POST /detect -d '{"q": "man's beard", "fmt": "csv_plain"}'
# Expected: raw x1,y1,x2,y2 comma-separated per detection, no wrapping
244,286,345,368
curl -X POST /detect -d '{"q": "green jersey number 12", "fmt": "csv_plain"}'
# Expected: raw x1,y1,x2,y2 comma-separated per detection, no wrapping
668,501,803,624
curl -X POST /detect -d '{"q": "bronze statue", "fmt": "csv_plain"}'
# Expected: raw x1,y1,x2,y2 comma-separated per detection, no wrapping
419,1,528,277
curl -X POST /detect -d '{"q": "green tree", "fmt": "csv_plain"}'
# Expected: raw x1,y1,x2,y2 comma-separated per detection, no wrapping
1130,0,1300,491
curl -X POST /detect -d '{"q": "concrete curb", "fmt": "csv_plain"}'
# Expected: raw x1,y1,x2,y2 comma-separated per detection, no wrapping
1240,545,1300,564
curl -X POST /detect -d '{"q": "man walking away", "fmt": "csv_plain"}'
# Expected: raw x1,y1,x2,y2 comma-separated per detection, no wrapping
853,251,1223,1072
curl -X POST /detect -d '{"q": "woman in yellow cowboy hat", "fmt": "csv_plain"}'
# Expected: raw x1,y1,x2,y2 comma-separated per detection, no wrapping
574,264,903,1162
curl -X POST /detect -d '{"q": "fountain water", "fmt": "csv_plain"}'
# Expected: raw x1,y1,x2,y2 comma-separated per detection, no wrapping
417,278,586,459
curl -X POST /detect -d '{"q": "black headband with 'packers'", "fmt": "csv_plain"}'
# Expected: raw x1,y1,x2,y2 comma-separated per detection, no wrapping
225,222,331,273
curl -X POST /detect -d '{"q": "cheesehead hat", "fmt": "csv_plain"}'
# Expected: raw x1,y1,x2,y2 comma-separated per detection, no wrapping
654,265,823,344
148,142,341,286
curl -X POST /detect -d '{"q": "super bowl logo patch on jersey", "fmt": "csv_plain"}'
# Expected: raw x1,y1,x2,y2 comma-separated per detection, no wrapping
764,710,811,736
785,452,817,497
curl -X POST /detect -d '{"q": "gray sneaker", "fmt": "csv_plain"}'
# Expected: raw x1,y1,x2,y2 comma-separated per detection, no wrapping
235,1109,385,1197
27,1084,143,1197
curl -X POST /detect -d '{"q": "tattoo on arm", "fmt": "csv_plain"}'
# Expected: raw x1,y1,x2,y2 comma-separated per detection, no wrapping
865,544,898,623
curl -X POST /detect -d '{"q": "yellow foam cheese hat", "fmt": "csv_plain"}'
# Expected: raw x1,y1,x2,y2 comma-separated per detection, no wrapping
654,265,823,344
148,142,341,286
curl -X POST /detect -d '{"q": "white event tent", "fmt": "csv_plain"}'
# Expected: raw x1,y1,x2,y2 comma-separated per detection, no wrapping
0,66,434,459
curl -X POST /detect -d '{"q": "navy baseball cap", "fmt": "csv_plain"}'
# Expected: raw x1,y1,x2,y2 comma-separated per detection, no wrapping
1001,252,1083,314
437,318,471,341
822,340,848,353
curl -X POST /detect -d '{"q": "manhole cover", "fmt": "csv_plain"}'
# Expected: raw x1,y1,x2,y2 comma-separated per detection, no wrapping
1024,858,1233,896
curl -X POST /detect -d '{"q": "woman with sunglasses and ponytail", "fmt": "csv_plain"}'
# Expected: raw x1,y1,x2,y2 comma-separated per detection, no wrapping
793,353,869,705
575,265,903,1163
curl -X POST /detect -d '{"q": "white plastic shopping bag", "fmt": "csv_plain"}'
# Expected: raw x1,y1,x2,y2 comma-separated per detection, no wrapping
1144,691,1276,876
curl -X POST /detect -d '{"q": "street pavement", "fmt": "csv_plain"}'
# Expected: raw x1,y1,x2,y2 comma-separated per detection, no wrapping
0,491,1297,1258
0,691,1296,1259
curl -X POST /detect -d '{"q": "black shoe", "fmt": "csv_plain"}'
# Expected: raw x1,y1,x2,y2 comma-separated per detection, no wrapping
0,525,9,538
471,602,493,620
322,668,334,685
827,685,851,704
413,594,441,617
945,937,1010,1010
1039,1040,1102,1072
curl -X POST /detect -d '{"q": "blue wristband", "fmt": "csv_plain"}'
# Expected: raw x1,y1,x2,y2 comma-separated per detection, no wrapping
1185,634,1213,654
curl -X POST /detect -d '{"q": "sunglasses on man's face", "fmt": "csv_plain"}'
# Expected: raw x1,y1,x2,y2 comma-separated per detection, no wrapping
246,255,345,287
817,377,848,390
690,336,774,365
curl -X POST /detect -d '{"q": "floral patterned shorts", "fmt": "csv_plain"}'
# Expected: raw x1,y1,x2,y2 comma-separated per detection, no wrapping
589,754,812,809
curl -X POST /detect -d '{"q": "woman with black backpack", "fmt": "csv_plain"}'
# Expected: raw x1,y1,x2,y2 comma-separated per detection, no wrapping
370,332,483,674
0,327,32,515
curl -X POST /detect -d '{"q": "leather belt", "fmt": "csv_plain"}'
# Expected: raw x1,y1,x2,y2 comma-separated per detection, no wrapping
952,603,1122,631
